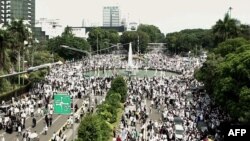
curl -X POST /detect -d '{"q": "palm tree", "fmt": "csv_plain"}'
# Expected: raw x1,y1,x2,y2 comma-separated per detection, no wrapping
212,12,241,45
0,28,12,71
7,19,30,85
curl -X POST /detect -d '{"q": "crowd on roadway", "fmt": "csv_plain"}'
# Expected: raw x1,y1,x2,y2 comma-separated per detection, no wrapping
1,53,229,141
0,59,112,140
115,53,230,141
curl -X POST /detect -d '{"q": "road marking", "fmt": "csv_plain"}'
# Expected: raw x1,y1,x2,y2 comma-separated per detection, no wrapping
39,115,62,135
38,99,80,135
27,116,45,130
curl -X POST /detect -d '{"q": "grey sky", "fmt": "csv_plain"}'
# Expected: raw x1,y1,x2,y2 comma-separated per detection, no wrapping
36,0,250,34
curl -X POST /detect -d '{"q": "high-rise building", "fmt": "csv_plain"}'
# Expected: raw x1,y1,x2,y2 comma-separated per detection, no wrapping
0,0,35,28
103,6,120,27
35,18,63,39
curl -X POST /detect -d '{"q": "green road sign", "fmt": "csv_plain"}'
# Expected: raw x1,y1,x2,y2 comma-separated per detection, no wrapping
53,93,71,115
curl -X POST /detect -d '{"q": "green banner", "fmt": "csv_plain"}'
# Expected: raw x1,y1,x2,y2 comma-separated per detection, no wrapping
53,93,71,115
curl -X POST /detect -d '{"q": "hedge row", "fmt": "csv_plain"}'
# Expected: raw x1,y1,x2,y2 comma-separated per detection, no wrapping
77,76,128,141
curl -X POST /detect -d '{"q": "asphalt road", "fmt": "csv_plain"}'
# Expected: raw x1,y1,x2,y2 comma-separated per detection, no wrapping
0,98,84,141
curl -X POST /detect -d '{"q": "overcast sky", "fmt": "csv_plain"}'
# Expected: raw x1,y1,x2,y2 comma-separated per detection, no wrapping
36,0,250,34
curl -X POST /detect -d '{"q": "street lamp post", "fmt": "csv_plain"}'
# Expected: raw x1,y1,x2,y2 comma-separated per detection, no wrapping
0,61,63,79
18,49,21,86
138,35,140,54
32,39,40,66
23,40,29,85
97,34,99,55
22,60,27,85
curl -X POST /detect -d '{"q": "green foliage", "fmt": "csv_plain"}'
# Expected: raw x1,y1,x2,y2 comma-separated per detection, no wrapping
77,76,127,141
87,28,119,53
106,92,121,107
212,13,250,45
214,37,249,57
32,50,54,66
0,29,11,69
165,29,214,55
195,38,250,122
120,31,149,53
137,24,165,42
0,71,12,93
48,27,90,60
239,24,250,40
212,13,241,45
28,69,47,82
0,19,54,97
7,19,30,44
78,114,111,141
109,76,128,103
97,102,117,123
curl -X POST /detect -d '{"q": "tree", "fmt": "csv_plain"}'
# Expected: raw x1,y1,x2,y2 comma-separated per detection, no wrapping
32,50,55,66
109,76,128,103
97,102,117,123
137,24,165,42
48,27,90,60
214,37,249,57
212,13,241,45
239,24,250,40
87,28,119,53
165,29,213,55
78,114,111,141
120,31,149,53
195,38,250,123
106,92,121,107
0,70,12,93
0,29,11,70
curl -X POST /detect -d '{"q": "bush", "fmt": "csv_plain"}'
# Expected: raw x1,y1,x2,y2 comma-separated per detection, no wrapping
78,114,111,141
77,76,128,141
29,69,47,82
0,70,12,93
109,76,128,103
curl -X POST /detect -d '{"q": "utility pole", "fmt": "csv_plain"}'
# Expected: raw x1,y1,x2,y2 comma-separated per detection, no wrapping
229,7,233,18
31,44,34,66
137,35,139,54
18,49,20,86
97,35,99,55
22,54,25,85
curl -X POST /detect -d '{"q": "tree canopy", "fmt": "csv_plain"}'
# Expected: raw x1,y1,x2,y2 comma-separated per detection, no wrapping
212,13,250,45
137,24,165,43
120,31,149,53
48,26,90,60
165,29,214,55
77,114,111,141
77,76,127,140
87,28,119,53
195,38,250,123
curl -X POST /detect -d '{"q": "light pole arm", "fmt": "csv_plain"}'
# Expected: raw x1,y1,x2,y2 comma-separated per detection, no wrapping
0,61,63,79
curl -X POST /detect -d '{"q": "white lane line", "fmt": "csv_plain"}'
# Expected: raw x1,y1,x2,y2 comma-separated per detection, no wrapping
39,115,62,135
38,98,80,135
27,116,45,130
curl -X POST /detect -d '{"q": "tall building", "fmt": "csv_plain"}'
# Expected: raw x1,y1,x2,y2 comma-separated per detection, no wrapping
0,0,35,28
103,6,120,27
35,18,64,39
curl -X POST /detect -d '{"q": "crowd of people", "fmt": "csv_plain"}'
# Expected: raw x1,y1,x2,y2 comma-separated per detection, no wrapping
115,53,230,141
1,53,230,141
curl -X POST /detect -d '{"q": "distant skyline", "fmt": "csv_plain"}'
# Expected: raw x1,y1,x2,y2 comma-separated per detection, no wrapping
36,0,250,34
